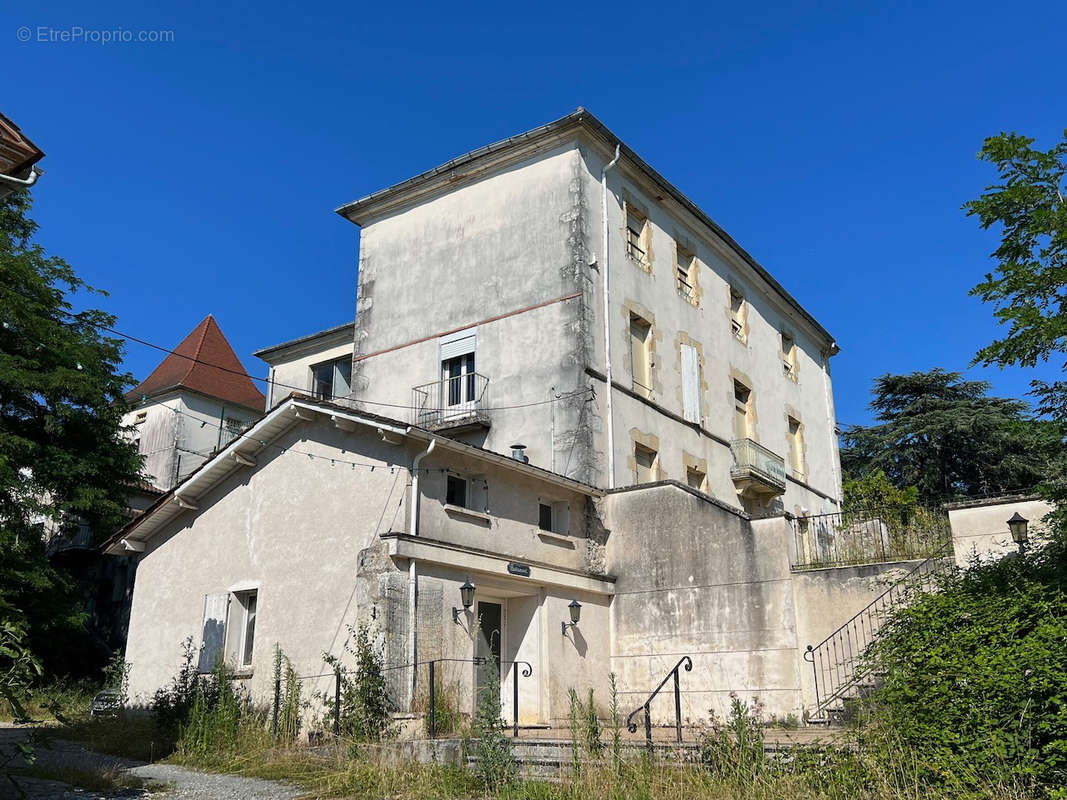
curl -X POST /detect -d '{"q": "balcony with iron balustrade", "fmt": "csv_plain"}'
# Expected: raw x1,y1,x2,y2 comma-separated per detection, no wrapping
729,438,787,500
411,373,491,433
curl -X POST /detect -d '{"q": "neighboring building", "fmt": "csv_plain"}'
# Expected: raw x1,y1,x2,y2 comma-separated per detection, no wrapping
260,108,841,518
107,396,904,725
947,494,1055,566
123,314,266,491
0,111,44,197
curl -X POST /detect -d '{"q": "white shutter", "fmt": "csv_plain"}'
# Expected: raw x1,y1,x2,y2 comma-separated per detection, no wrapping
197,592,229,673
680,344,701,423
552,502,570,535
440,330,476,361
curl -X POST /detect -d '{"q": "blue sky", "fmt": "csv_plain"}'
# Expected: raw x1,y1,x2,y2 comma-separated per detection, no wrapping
5,0,1065,428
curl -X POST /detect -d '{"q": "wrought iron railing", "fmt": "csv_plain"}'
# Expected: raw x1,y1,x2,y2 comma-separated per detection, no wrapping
803,543,953,721
729,438,787,488
792,507,951,569
411,373,489,429
625,656,693,750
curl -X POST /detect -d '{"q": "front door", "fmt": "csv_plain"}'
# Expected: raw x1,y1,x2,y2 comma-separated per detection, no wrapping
475,600,503,714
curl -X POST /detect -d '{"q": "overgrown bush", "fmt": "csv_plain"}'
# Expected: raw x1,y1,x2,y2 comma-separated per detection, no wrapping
700,694,766,783
272,644,303,743
470,652,515,791
323,625,393,741
178,660,245,758
865,538,1067,795
150,637,203,736
420,674,463,737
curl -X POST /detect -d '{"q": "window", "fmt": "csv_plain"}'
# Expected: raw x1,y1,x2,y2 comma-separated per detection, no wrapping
439,331,477,406
625,205,648,264
686,467,706,492
676,245,695,301
235,590,257,669
635,444,658,483
538,501,570,534
538,503,553,531
781,332,797,381
134,410,148,425
733,380,753,440
446,474,468,508
680,343,701,423
787,417,805,480
445,473,488,514
311,357,352,400
629,314,652,398
729,287,747,342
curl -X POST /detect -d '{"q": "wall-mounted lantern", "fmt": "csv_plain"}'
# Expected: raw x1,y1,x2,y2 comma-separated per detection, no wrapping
453,578,476,623
1007,512,1029,553
561,599,582,635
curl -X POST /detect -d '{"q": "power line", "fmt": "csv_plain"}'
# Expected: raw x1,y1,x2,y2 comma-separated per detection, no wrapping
53,311,592,414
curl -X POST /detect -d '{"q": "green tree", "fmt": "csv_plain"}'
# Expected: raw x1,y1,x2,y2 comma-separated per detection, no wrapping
966,130,1067,513
0,191,142,675
840,370,1055,506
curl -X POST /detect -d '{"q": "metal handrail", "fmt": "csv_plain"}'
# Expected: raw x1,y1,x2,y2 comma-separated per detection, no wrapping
411,373,490,427
792,506,951,569
625,656,693,749
803,543,953,719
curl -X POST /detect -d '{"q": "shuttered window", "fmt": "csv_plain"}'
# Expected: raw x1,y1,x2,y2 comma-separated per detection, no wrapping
197,592,229,673
439,330,476,361
680,344,700,423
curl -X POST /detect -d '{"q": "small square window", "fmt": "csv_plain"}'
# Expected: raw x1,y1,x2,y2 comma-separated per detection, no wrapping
686,467,706,492
134,410,148,425
781,332,797,381
446,475,468,508
635,444,658,484
626,206,647,263
539,503,553,531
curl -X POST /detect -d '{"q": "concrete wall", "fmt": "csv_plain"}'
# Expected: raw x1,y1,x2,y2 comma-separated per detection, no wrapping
350,143,593,482
602,483,804,722
948,496,1056,566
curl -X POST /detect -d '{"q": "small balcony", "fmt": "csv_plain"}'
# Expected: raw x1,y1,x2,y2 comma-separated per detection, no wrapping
412,373,491,433
729,438,787,498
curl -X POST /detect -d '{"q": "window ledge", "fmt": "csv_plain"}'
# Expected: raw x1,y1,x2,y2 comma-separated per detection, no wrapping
444,504,492,524
536,530,574,547
232,668,253,680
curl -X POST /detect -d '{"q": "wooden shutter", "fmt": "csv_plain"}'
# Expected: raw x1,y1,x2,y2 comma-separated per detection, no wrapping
197,593,229,673
680,344,700,423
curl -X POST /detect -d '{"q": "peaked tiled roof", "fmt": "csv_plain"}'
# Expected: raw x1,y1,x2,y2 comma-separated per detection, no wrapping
125,315,266,410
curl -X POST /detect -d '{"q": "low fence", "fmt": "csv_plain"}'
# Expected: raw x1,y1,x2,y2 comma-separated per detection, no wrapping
270,657,532,742
792,507,951,569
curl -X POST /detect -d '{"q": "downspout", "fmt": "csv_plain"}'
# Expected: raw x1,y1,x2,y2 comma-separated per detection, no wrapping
821,345,842,507
600,144,621,489
406,437,435,709
0,166,41,189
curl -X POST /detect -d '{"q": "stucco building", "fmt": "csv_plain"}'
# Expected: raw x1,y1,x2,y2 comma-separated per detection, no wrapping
260,108,841,518
114,112,924,730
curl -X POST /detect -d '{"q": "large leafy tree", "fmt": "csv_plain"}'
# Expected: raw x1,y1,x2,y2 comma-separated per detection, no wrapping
0,190,142,674
966,130,1067,510
840,369,1056,506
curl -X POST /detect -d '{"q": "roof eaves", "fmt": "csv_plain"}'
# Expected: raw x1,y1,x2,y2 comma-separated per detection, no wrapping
253,322,356,360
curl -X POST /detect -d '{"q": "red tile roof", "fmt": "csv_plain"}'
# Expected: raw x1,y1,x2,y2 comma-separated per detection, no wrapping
125,315,266,411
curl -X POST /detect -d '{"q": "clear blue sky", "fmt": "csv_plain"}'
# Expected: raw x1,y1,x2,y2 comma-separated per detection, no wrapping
5,0,1065,427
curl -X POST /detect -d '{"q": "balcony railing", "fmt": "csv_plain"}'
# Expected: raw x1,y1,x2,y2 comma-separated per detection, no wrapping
729,438,787,494
412,373,490,430
792,507,952,569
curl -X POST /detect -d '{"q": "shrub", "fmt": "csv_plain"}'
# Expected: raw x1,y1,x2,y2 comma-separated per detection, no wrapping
272,644,303,743
420,674,463,737
865,538,1067,794
470,652,515,791
323,625,393,741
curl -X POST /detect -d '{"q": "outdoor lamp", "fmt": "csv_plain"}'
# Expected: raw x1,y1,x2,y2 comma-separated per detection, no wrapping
453,578,476,623
1007,512,1029,552
561,599,582,635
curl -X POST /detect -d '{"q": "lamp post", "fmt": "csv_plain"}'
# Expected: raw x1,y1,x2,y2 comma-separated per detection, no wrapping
1007,512,1029,554
453,578,475,623
561,599,582,635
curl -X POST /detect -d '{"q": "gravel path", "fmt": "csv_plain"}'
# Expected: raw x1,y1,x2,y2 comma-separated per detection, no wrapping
0,726,300,799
